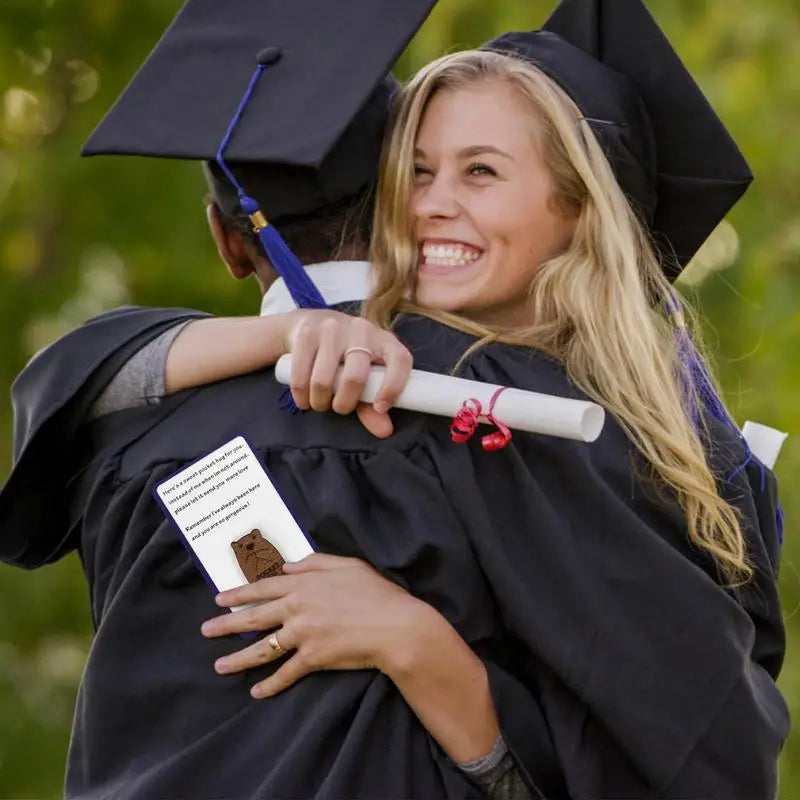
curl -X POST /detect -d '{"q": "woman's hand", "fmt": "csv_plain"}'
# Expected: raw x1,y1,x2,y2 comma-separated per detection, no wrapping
201,553,432,699
280,310,413,438
163,309,411,438
203,553,500,763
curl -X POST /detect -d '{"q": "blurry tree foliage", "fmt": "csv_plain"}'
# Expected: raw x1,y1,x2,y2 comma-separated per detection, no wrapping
0,0,798,796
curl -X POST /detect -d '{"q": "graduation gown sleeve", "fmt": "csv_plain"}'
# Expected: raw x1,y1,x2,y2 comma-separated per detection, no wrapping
0,306,209,568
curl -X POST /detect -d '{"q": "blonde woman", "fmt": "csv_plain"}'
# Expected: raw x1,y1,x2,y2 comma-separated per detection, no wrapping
162,25,787,800
5,2,787,798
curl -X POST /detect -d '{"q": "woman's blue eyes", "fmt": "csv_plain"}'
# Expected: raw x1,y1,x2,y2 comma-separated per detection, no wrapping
412,163,496,178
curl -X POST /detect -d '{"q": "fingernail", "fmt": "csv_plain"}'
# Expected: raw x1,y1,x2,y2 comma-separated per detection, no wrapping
374,401,389,414
215,658,230,674
201,621,214,636
251,685,266,699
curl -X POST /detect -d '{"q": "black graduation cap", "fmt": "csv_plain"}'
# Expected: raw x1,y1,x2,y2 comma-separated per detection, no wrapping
483,0,753,278
82,0,438,222
82,0,437,310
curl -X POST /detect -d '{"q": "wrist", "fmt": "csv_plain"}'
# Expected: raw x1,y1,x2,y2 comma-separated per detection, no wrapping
271,311,297,355
376,597,452,679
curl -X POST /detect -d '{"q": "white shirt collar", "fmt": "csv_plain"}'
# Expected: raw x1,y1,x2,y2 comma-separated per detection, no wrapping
259,260,372,316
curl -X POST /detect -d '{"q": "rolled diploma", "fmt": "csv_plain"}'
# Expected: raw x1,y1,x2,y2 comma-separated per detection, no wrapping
741,421,788,469
274,355,605,443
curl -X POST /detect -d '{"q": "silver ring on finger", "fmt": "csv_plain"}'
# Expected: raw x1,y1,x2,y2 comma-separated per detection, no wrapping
343,346,374,360
266,631,286,657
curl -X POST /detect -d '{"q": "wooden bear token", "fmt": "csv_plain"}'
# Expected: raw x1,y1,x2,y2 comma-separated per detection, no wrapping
231,529,285,583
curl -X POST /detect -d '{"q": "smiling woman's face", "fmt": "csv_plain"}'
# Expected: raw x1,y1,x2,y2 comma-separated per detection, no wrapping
411,80,578,327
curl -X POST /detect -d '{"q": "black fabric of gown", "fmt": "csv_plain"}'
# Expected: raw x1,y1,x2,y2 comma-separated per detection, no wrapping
0,306,788,799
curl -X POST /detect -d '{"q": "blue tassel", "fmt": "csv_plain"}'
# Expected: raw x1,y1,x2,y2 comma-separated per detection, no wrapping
239,194,328,310
672,325,701,428
668,292,783,547
213,62,329,311
214,60,330,420
667,293,736,430
685,339,739,431
667,292,738,431
279,387,302,415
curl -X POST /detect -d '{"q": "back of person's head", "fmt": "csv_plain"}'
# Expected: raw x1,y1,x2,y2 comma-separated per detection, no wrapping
199,74,402,271
200,73,400,272
204,161,374,267
79,0,434,274
366,49,749,585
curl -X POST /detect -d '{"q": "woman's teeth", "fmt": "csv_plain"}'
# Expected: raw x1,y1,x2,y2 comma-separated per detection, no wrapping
422,244,482,267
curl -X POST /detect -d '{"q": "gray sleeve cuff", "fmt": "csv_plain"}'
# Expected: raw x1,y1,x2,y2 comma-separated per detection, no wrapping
457,734,508,776
86,321,192,421
458,736,534,799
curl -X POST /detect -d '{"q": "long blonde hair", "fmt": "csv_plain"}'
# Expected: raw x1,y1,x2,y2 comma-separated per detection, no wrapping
364,50,750,584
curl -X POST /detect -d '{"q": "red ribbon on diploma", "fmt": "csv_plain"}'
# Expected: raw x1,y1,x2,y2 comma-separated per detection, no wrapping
450,387,512,452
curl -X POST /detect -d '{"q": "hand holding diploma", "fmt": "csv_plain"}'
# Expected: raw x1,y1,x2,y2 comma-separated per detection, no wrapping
275,354,605,443
276,311,604,442
276,312,784,453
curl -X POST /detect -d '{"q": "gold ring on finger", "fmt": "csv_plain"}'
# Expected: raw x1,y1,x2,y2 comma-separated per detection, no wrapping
266,631,286,657
343,346,374,360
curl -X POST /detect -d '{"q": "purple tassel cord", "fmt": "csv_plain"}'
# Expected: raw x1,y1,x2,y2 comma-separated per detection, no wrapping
215,63,328,312
279,387,302,415
216,61,331,415
667,294,734,430
668,293,783,544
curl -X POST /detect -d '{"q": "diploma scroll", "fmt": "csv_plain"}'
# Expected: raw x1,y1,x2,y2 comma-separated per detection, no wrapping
741,421,788,470
274,355,606,443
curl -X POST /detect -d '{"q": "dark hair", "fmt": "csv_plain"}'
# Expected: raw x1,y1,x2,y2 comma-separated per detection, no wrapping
209,186,374,267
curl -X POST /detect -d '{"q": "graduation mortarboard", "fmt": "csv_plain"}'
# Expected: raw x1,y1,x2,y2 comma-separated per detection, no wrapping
482,0,779,522
83,0,438,308
483,0,752,279
83,0,437,220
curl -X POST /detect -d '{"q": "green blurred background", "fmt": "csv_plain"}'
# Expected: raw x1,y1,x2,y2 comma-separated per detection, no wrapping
0,0,797,796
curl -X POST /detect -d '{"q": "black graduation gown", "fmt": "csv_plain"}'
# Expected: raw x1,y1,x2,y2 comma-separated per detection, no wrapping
0,307,788,799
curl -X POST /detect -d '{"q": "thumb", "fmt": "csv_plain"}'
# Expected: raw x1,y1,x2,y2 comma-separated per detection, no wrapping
356,402,394,439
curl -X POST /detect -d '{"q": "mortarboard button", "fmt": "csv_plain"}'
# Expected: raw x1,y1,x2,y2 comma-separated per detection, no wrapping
257,46,281,67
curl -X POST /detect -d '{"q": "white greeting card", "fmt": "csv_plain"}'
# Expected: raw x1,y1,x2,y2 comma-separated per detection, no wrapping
154,436,313,609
